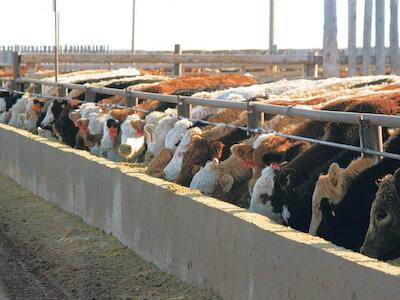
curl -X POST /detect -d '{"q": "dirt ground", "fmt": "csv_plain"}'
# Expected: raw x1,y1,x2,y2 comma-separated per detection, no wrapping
0,173,220,299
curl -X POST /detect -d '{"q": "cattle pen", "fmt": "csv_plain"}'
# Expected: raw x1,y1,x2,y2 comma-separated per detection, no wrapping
2,69,400,299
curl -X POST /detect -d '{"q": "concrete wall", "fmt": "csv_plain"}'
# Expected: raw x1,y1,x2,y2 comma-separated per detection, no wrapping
1,124,400,299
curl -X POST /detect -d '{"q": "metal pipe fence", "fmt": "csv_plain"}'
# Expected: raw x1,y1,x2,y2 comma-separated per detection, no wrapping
1,75,400,161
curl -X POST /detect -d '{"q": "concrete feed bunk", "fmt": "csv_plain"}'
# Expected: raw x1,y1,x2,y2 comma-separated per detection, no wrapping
1,124,400,299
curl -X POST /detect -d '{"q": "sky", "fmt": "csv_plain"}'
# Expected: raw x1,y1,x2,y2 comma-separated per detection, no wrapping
0,0,395,51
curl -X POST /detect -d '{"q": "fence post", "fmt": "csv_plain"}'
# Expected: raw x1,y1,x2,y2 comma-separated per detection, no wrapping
35,83,42,95
177,96,191,119
363,0,373,75
247,101,262,132
85,87,97,102
12,51,21,93
375,0,386,75
58,86,67,98
359,117,383,161
126,91,138,107
174,44,182,76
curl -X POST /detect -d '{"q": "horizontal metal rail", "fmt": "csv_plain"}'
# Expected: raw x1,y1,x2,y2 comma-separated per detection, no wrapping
3,76,400,128
19,53,316,65
2,76,400,161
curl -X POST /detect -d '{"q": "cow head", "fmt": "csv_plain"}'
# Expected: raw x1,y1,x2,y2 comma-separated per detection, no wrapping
361,169,400,260
164,119,193,150
25,99,44,132
175,135,224,187
145,147,175,178
310,158,374,235
146,115,177,156
68,110,81,127
249,167,283,223
231,144,254,168
86,112,102,135
309,163,346,235
190,158,223,195
163,127,202,181
76,118,90,135
41,100,58,128
118,114,146,160
32,99,45,114
107,118,121,142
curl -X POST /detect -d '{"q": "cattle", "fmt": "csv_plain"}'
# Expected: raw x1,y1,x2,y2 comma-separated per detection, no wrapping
360,168,400,261
175,113,249,186
164,119,193,150
8,95,30,128
250,167,284,223
23,99,47,132
269,150,357,232
0,93,22,123
175,136,224,187
145,147,175,178
40,100,64,128
316,131,400,251
277,98,399,196
104,118,124,162
190,154,251,196
145,115,178,157
163,127,203,181
309,157,374,235
140,74,256,95
118,114,146,161
53,102,82,147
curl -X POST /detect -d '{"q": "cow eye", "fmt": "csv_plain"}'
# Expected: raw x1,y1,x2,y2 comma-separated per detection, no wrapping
376,211,387,222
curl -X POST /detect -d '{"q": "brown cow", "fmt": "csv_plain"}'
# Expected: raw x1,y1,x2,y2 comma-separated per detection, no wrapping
175,136,224,187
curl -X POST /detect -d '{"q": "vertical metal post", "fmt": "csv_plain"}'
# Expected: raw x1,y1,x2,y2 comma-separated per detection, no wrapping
131,0,136,54
12,51,21,94
174,44,182,76
269,0,276,54
126,91,138,107
35,83,42,95
177,96,191,118
390,0,400,74
54,0,59,82
247,101,261,133
359,117,383,161
85,88,97,102
58,86,67,98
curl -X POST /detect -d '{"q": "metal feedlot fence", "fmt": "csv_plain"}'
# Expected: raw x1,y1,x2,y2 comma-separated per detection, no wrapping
2,75,400,163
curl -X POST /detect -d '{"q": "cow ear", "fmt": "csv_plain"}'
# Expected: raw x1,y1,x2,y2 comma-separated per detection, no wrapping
211,142,224,159
327,163,341,187
219,174,234,194
212,158,219,165
191,135,202,142
231,144,245,158
131,119,145,130
394,168,400,197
